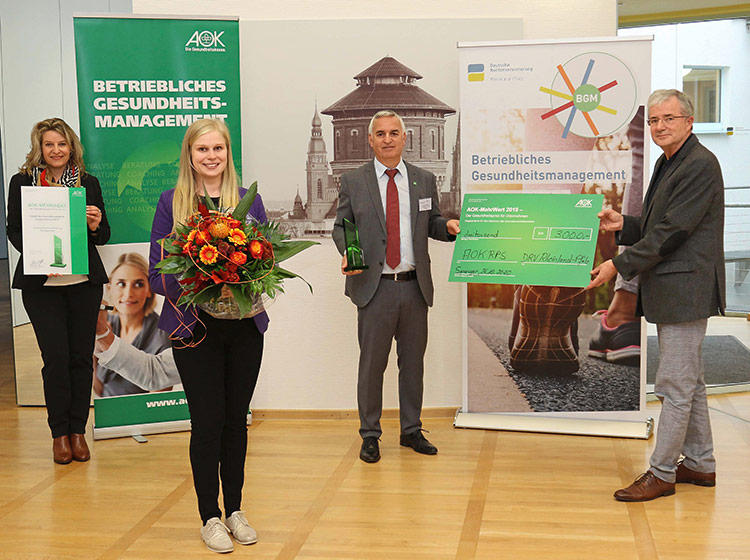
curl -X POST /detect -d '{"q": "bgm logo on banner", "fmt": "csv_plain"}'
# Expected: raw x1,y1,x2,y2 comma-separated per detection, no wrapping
185,30,227,52
467,64,485,82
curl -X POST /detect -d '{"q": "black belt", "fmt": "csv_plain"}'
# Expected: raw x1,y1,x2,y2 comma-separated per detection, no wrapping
381,270,417,282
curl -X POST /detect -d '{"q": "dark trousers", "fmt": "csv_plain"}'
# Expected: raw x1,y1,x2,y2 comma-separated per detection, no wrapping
172,311,263,524
357,277,428,439
22,282,102,437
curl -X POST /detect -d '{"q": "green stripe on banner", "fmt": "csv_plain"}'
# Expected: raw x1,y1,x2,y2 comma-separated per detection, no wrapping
68,189,89,274
94,390,190,428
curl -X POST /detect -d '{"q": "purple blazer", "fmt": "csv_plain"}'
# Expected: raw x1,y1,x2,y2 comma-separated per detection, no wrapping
149,187,270,339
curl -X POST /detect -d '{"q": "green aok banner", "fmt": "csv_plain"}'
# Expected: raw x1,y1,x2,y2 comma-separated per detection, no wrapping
74,16,241,244
449,193,603,288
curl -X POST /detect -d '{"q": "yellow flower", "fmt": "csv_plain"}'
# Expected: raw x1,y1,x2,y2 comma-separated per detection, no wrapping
199,244,219,265
228,228,247,245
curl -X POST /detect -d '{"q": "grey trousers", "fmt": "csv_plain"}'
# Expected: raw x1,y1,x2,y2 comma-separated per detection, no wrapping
357,277,428,439
650,318,715,482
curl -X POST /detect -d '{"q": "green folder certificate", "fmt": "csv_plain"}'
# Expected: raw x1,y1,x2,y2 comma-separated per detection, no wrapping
21,186,89,275
449,193,603,288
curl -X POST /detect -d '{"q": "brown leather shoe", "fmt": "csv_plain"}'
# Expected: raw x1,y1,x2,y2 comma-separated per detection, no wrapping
53,435,73,464
676,460,715,487
70,433,90,462
614,471,675,502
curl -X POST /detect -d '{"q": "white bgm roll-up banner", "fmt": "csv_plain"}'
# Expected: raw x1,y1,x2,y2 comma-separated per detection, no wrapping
455,36,653,438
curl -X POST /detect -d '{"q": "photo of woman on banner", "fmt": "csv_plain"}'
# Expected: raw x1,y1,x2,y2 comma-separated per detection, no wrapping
467,107,644,413
93,252,171,397
6,117,109,464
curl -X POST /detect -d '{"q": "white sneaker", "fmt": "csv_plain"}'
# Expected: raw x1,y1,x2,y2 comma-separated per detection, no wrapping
225,511,258,545
200,517,233,553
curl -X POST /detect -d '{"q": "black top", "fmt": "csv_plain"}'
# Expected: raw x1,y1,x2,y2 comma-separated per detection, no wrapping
6,172,111,289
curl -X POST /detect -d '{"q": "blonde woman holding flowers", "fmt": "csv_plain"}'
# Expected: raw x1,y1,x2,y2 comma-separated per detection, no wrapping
148,119,267,554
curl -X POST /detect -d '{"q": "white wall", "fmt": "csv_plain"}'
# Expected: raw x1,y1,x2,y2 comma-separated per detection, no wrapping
2,0,618,410
0,0,132,324
620,19,750,188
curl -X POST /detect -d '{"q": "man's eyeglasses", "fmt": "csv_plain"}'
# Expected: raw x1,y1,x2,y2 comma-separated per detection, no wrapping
647,115,690,127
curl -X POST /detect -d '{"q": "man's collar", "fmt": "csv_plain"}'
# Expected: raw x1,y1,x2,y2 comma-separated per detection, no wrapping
374,158,406,177
664,133,695,161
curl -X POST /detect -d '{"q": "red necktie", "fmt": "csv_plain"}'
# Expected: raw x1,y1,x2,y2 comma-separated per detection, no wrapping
385,168,401,269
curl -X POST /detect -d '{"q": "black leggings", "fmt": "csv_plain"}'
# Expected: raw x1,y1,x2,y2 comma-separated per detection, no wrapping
172,311,263,523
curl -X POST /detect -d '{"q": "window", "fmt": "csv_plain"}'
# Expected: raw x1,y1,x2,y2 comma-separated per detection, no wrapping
682,67,721,124
406,129,413,150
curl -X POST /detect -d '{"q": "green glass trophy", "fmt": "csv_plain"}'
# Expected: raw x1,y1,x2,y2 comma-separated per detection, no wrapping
50,235,66,268
343,218,368,271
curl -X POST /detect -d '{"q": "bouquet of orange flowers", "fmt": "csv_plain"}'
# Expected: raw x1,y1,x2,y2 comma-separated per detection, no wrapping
155,183,317,318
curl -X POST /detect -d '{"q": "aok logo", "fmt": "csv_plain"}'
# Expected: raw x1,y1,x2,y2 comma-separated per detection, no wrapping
574,199,593,208
186,30,226,49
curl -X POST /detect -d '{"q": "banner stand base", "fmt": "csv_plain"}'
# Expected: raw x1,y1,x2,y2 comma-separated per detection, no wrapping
454,409,654,439
94,412,252,441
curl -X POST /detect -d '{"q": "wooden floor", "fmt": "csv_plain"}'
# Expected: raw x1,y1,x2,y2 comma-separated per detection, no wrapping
1,257,749,559
0,376,749,559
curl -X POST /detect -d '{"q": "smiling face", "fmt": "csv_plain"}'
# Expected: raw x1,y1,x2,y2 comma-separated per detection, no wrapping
190,130,228,184
368,116,406,168
110,264,151,320
648,96,694,159
41,130,71,178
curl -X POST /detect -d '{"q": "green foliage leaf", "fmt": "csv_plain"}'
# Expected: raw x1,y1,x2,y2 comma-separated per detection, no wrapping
231,181,258,221
273,240,319,263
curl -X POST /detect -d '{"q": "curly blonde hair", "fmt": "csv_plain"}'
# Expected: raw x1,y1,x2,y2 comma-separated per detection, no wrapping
20,118,86,176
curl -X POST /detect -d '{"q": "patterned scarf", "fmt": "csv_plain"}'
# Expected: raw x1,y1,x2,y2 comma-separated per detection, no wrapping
31,164,80,188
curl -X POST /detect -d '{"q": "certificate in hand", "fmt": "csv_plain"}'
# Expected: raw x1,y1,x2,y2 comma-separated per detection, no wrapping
21,186,89,275
449,193,603,288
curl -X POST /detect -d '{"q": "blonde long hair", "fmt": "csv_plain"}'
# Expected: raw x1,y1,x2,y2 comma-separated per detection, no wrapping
172,119,240,229
20,118,86,175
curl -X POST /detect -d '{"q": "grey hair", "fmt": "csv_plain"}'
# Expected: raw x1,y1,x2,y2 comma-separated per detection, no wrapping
368,110,406,135
647,89,694,117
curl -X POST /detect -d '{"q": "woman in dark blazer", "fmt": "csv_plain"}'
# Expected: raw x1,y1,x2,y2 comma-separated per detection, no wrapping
6,117,110,464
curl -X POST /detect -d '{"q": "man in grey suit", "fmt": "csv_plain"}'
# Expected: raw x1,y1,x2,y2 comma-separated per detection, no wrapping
333,110,460,463
588,89,725,501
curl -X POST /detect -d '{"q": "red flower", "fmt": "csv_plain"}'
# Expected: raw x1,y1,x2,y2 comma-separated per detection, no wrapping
230,251,247,265
211,271,224,284
249,240,263,259
226,262,238,273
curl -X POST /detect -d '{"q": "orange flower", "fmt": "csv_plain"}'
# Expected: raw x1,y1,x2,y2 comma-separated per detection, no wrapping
199,244,219,265
208,219,230,239
228,228,247,245
249,240,263,259
230,251,247,265
194,230,210,246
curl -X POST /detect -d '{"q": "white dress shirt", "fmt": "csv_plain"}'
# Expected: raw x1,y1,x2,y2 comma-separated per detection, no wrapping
373,158,415,273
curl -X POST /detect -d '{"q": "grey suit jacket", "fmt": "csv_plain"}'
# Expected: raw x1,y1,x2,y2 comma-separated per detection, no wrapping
332,160,453,308
613,134,725,324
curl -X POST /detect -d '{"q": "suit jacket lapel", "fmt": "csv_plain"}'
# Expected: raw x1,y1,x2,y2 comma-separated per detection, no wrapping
365,161,387,234
405,162,419,236
642,134,698,227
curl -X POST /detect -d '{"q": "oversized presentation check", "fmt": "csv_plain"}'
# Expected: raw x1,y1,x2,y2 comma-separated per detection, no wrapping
449,193,603,287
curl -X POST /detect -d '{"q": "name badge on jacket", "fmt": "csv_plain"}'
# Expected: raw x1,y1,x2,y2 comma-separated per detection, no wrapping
419,198,432,211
